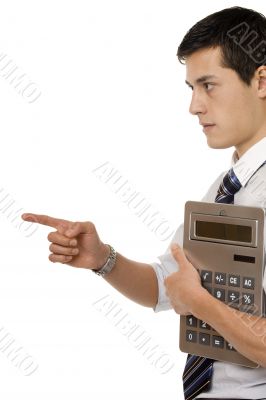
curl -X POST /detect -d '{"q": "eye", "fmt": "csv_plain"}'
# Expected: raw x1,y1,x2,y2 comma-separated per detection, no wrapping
203,82,214,91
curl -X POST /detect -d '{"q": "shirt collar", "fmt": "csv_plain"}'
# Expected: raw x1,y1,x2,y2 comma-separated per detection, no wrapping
231,137,266,187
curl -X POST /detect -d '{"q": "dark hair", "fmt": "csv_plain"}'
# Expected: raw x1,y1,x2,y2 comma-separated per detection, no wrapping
177,6,266,85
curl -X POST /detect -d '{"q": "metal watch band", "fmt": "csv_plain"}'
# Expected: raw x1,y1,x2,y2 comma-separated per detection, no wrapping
92,245,117,277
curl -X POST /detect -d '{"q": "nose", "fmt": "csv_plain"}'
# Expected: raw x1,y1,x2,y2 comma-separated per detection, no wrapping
189,91,207,115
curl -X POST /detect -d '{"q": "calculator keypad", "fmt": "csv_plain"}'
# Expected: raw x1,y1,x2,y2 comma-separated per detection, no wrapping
186,269,256,352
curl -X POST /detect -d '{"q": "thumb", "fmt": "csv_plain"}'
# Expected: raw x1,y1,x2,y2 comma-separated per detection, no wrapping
64,221,95,238
170,243,188,267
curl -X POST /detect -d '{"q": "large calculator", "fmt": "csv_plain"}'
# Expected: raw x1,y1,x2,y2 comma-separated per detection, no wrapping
179,201,266,368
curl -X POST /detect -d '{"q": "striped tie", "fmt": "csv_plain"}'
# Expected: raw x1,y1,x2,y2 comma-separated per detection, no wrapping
182,167,241,400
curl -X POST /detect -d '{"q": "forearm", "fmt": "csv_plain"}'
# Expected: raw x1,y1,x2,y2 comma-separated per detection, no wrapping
190,290,266,367
102,251,158,309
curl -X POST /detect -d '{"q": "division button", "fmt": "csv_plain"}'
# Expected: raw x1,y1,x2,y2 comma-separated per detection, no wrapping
228,290,240,305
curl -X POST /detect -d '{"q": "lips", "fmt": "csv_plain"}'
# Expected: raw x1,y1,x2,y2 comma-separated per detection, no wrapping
200,123,215,127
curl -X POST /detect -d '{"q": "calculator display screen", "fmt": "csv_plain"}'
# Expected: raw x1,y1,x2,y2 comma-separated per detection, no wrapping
195,221,252,243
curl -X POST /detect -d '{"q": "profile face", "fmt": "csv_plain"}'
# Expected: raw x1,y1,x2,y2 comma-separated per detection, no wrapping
185,46,263,157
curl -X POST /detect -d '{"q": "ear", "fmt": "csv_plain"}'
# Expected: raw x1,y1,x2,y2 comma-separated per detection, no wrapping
255,66,266,98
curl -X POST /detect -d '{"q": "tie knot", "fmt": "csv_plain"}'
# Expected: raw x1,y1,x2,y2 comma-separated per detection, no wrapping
215,167,242,204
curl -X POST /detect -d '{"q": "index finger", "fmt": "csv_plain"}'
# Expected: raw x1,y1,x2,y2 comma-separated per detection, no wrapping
21,213,71,230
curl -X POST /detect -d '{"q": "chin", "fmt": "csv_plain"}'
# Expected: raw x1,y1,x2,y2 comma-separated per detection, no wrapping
206,139,233,150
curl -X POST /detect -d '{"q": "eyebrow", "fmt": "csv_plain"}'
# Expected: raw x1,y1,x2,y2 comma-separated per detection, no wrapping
185,75,218,87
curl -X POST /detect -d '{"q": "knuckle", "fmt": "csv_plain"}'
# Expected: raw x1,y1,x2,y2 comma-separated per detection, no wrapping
47,232,54,242
63,255,72,263
49,254,55,262
71,221,79,229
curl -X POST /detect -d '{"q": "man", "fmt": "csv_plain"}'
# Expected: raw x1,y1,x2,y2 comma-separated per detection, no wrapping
22,6,266,399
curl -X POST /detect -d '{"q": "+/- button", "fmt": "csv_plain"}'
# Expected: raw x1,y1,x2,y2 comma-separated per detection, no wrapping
215,272,226,285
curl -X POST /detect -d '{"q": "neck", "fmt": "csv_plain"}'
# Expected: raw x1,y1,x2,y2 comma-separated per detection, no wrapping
235,131,266,159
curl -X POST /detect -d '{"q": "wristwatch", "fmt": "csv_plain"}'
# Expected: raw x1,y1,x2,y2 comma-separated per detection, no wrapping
92,244,117,277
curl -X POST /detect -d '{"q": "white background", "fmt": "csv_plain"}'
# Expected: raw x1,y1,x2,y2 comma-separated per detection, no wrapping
0,0,264,398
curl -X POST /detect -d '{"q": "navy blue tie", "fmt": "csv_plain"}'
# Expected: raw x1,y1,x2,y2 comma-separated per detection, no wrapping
182,167,241,400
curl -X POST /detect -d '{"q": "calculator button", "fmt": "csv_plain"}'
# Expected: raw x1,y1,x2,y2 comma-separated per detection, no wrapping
199,333,210,346
214,288,225,301
212,336,224,348
186,330,197,343
203,285,212,295
186,315,197,327
228,290,240,305
242,293,254,306
229,303,240,311
243,277,255,290
229,275,240,287
199,320,211,330
226,342,236,351
215,272,226,285
241,305,255,314
201,270,212,283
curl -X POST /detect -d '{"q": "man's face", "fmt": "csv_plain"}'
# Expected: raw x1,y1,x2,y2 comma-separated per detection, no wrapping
185,47,263,157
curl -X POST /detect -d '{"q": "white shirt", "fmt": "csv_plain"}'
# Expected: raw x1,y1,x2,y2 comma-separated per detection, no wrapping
150,137,266,399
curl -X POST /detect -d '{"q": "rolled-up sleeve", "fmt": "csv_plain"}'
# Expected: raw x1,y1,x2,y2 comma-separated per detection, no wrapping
150,223,184,312
150,173,226,313
263,220,266,295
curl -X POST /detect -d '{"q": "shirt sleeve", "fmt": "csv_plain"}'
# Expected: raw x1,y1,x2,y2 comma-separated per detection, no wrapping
263,222,266,295
150,223,184,312
150,171,226,313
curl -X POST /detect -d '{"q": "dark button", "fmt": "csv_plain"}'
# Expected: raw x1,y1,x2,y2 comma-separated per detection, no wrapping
243,277,255,290
229,303,239,311
214,287,225,301
212,335,224,348
199,333,210,346
186,330,197,343
241,305,255,314
203,285,212,295
214,272,226,285
228,290,240,305
229,274,240,287
242,293,254,306
186,315,197,327
201,270,212,283
199,320,211,330
226,341,236,351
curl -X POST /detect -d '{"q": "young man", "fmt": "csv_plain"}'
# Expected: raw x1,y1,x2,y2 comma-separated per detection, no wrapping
22,6,266,400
